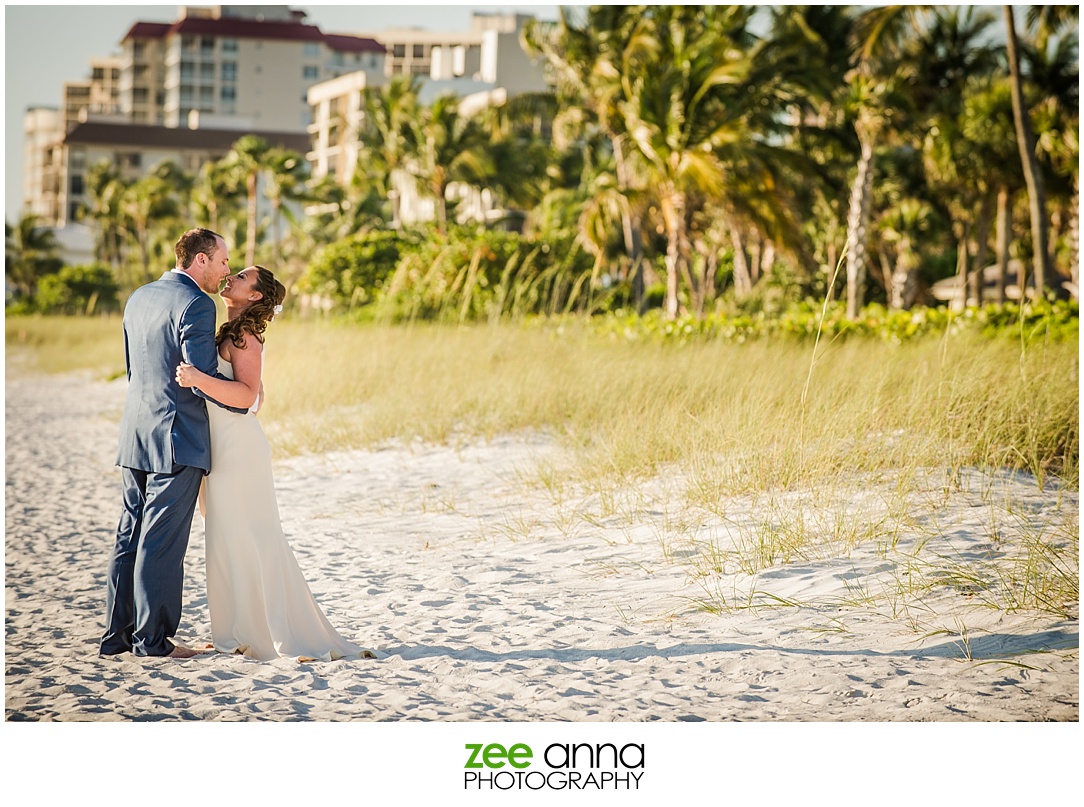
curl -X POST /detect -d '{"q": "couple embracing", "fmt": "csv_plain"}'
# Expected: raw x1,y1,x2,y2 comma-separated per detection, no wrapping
100,227,380,662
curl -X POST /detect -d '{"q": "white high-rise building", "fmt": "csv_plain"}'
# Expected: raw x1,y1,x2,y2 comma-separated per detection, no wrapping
117,5,384,132
22,107,64,223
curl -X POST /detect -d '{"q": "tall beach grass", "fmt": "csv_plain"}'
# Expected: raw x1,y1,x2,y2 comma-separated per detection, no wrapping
6,314,1077,493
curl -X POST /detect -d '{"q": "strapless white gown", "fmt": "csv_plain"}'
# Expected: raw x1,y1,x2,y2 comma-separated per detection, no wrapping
202,356,379,661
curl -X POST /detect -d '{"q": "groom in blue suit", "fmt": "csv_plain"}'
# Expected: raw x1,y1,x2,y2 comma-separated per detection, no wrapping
101,228,245,658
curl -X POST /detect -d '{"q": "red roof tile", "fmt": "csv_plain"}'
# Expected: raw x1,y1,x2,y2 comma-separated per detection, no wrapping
120,16,384,54
324,34,384,54
170,17,325,42
123,22,171,40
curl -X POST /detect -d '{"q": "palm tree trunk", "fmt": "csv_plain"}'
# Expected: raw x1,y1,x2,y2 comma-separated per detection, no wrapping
1071,173,1079,299
890,235,915,310
846,132,876,319
969,191,996,305
1004,5,1050,297
661,189,685,320
246,171,258,266
953,231,970,312
730,228,753,297
995,186,1011,305
613,136,645,311
271,200,281,268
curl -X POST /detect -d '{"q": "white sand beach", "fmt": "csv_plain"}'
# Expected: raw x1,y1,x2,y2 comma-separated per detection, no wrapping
4,367,1078,723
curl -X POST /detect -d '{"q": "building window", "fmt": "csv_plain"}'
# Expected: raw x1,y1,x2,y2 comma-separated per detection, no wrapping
121,153,141,169
200,62,215,81
133,42,145,58
370,55,379,68
221,85,236,102
92,67,105,80
180,61,195,80
304,42,320,57
199,86,214,108
303,65,319,80
222,62,237,82
221,38,237,53
132,87,148,103
392,44,405,57
410,63,428,75
181,36,195,50
413,44,425,58
200,37,214,55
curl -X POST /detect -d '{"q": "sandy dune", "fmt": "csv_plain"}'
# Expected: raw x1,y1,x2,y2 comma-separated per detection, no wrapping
4,369,1077,722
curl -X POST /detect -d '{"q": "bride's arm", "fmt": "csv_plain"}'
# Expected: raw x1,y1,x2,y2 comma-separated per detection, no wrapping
176,337,263,409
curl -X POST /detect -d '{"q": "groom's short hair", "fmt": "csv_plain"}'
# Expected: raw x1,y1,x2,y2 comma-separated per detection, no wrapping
175,228,223,269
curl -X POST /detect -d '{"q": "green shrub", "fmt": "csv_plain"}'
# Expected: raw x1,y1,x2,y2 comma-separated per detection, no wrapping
299,230,413,308
34,263,120,315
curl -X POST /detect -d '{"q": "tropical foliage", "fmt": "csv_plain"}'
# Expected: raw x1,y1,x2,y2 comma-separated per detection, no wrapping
6,5,1078,331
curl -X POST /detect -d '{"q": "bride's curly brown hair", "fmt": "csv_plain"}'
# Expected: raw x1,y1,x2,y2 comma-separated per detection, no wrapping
215,266,287,349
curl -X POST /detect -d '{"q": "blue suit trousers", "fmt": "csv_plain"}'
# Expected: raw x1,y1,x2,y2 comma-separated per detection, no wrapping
101,464,204,657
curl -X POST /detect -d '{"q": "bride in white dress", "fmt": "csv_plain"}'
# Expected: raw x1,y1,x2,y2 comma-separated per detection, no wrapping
176,265,378,662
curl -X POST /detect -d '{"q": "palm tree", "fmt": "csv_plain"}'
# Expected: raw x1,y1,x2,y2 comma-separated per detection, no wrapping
1004,5,1052,297
479,92,559,216
524,6,651,307
263,147,309,267
841,4,925,319
877,198,934,309
357,74,422,224
1024,12,1079,298
411,93,492,228
960,79,1026,304
912,7,1002,307
6,213,62,300
191,157,245,235
621,6,804,318
81,161,127,269
223,135,272,265
118,173,180,283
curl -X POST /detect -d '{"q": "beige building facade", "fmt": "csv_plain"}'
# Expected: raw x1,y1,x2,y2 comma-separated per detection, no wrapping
116,5,384,132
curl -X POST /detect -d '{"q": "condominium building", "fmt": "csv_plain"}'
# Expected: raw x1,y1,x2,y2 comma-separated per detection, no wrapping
23,107,64,223
117,5,384,131
306,71,375,187
22,5,384,225
62,57,123,131
379,12,534,81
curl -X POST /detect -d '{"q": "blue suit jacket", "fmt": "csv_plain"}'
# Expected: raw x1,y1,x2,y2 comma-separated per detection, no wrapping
116,271,245,473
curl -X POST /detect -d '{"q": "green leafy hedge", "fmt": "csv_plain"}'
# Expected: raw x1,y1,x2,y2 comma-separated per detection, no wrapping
299,230,415,308
594,300,1079,344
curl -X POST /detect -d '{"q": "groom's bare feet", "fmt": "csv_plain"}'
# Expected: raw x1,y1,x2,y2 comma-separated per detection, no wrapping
166,645,201,659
